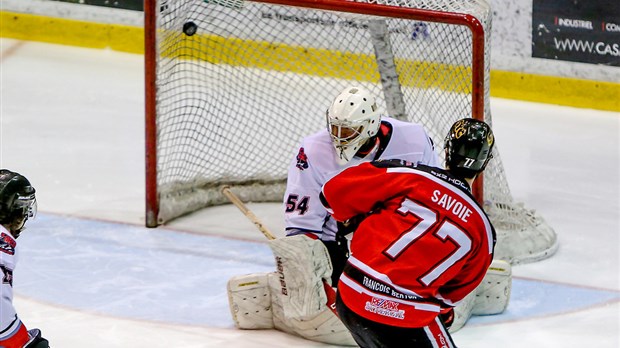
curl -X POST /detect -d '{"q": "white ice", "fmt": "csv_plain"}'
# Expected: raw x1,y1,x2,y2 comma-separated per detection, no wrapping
0,38,619,347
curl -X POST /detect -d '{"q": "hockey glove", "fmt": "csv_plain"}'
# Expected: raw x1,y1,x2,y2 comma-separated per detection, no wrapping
439,307,455,330
25,329,50,348
322,233,350,287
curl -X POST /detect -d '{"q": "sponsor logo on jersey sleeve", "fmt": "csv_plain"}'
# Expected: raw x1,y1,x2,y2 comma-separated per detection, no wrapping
0,233,16,255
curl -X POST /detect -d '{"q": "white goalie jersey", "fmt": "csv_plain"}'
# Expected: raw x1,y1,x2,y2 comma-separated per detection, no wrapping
284,116,440,242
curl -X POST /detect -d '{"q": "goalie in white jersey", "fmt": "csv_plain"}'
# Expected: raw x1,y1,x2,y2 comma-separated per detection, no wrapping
227,87,511,346
284,86,439,287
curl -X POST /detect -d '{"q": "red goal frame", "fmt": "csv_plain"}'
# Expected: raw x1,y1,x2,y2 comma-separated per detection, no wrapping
144,0,487,227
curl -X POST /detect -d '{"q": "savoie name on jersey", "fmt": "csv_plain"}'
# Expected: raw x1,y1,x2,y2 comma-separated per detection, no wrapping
431,190,472,223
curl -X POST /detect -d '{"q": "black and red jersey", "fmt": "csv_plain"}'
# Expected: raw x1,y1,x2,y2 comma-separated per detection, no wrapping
320,159,496,328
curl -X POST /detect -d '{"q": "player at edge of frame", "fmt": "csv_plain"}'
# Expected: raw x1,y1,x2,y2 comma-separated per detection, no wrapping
0,169,51,348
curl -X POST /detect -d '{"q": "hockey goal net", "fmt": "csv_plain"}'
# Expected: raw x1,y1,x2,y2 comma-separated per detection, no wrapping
144,0,558,264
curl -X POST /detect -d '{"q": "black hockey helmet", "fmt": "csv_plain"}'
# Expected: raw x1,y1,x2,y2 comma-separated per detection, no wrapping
0,169,37,237
444,118,495,179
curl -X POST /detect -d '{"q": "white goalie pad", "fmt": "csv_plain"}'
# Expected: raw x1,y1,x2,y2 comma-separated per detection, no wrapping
449,259,512,333
268,235,333,319
473,259,512,315
227,273,274,329
268,273,357,346
449,289,476,333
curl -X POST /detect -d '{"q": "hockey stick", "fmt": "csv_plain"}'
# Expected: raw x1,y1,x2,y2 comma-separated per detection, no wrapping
221,185,339,315
221,185,277,240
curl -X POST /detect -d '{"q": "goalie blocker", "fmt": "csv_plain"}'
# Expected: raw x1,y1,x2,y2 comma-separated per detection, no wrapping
228,235,512,344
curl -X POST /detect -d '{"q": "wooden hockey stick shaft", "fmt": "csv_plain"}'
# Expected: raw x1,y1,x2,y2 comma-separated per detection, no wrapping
221,185,277,240
220,185,339,315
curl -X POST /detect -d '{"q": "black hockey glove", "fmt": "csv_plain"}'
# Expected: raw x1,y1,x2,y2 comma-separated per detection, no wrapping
337,217,362,236
25,329,50,348
439,307,455,330
322,232,350,287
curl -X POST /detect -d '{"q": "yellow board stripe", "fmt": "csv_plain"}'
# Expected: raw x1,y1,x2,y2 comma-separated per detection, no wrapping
168,34,381,82
491,70,619,112
2,11,618,111
164,34,472,92
1,11,143,53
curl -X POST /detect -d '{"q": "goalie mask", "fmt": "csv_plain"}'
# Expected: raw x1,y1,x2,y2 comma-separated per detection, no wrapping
444,118,495,179
326,87,381,164
0,169,37,238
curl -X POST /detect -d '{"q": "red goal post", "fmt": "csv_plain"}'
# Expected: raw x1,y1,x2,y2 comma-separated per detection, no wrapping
144,0,558,264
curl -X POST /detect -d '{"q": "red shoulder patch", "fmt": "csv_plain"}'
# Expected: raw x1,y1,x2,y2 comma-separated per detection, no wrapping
296,147,309,170
0,233,16,255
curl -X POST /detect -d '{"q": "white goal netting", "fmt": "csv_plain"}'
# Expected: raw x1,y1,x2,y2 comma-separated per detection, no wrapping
145,0,558,264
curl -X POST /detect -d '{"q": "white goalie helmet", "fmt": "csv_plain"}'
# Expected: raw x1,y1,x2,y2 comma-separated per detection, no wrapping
326,87,381,164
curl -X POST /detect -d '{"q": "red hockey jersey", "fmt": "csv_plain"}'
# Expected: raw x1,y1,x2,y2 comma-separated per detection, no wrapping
320,160,496,328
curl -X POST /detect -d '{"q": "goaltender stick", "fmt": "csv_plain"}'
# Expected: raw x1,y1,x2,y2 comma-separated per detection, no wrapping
227,87,511,345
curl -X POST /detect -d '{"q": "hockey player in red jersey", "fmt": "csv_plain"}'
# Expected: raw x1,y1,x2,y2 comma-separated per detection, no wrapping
320,118,496,347
0,170,50,348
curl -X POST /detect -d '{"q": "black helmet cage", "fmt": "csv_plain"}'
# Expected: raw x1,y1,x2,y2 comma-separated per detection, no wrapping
0,170,37,230
444,118,495,179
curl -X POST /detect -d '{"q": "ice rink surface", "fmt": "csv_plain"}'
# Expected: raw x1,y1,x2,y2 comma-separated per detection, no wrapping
1,38,619,347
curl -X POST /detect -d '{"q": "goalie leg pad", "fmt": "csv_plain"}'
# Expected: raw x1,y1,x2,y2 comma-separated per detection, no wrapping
448,259,512,332
448,290,476,333
268,273,357,346
268,272,295,336
286,304,357,346
227,273,274,329
473,259,512,315
268,235,333,319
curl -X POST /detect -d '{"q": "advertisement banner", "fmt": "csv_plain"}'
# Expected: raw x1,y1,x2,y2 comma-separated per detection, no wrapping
532,0,619,66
